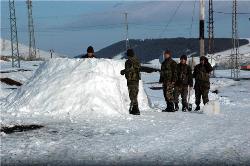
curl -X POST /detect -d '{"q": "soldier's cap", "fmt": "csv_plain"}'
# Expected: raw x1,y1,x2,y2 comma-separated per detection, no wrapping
164,49,172,55
180,54,187,60
126,49,135,57
87,46,94,53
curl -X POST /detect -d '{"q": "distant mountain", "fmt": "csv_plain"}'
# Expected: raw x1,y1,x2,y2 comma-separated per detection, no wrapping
95,38,249,63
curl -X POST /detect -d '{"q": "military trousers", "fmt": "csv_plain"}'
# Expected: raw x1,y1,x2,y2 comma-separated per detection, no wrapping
163,81,174,103
127,81,139,106
194,84,209,106
174,85,188,107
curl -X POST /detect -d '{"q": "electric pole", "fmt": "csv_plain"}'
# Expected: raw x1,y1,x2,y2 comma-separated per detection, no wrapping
199,0,205,57
8,0,20,68
124,12,130,51
208,0,215,76
27,0,36,60
230,0,240,80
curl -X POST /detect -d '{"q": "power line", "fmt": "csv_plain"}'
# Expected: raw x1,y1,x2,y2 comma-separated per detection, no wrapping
215,11,250,15
189,0,197,37
124,12,130,50
158,1,184,38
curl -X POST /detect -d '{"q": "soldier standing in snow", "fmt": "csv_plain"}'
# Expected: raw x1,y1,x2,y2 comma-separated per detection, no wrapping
82,46,95,58
193,56,213,111
159,50,177,112
174,55,193,112
120,49,141,115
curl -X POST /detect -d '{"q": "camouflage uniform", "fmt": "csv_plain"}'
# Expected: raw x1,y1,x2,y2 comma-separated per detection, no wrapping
121,56,141,114
193,61,213,106
159,58,177,111
174,63,193,109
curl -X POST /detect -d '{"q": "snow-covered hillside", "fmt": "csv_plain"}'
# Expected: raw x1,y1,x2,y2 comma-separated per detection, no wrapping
0,38,66,60
214,38,250,65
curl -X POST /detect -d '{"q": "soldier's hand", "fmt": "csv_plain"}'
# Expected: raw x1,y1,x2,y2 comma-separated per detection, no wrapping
120,70,125,75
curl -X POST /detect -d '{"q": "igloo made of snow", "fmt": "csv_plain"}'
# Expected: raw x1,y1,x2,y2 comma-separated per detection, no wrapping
3,58,150,121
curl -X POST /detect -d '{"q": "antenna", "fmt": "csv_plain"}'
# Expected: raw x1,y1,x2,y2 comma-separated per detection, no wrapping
124,12,130,50
208,0,215,77
8,0,20,68
230,0,240,80
27,0,36,60
199,0,205,57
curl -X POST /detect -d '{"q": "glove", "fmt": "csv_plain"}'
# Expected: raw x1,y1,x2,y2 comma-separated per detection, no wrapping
120,70,125,75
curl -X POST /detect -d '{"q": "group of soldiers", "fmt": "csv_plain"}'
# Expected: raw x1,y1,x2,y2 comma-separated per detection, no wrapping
159,49,213,112
82,46,213,116
120,48,213,115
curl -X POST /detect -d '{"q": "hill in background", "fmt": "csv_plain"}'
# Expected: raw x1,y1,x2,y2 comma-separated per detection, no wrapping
95,38,249,63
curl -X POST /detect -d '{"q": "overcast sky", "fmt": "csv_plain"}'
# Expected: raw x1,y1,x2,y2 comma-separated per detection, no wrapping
1,1,250,57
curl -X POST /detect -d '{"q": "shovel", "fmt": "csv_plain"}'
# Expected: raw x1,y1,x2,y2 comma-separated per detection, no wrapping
187,86,192,111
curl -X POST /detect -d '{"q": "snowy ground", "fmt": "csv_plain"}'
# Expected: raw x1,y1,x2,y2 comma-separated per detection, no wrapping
1,59,250,165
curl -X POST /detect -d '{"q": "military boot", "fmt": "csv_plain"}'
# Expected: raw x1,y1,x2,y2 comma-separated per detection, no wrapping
174,103,179,111
194,105,200,111
164,102,175,112
163,101,170,112
131,105,140,115
169,102,175,112
182,103,188,112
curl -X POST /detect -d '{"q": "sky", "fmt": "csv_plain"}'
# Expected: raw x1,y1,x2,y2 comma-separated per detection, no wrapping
1,1,250,57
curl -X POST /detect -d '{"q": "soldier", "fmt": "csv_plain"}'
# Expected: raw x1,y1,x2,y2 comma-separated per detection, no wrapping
193,56,213,111
174,55,193,112
82,46,95,58
120,49,141,115
159,50,177,112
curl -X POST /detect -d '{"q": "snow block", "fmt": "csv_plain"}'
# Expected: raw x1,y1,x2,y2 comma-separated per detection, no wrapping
3,58,150,121
202,100,220,115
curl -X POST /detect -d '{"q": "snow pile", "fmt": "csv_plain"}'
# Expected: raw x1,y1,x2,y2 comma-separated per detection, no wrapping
2,58,150,123
202,100,220,115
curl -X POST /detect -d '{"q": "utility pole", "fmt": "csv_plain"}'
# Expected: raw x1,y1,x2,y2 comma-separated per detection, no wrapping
8,0,20,68
124,12,130,51
208,0,215,77
27,0,36,60
199,0,205,57
230,0,240,80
